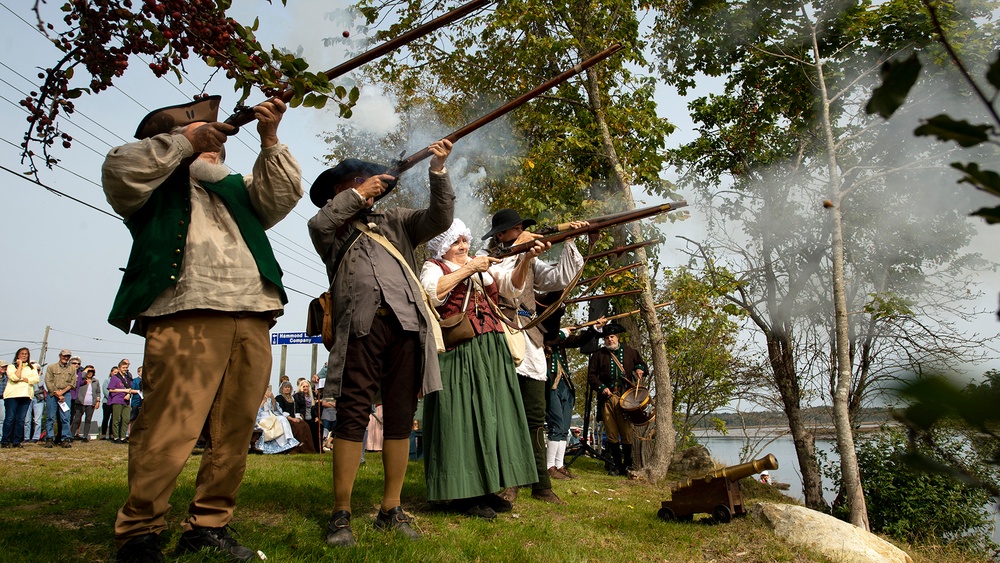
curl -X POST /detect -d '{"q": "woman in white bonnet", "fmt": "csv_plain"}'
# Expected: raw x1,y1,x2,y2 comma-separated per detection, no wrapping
418,218,538,519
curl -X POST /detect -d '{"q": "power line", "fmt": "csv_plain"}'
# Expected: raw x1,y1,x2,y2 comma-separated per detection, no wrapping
0,161,120,219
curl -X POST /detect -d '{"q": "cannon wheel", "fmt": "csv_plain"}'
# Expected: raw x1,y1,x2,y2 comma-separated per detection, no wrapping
657,507,676,521
711,504,732,524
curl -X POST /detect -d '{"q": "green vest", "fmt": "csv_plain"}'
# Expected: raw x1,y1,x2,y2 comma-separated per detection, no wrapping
108,169,287,333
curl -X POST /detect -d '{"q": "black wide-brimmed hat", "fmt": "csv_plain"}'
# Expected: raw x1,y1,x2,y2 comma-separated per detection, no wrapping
601,322,627,336
134,95,222,139
310,159,390,208
481,209,537,240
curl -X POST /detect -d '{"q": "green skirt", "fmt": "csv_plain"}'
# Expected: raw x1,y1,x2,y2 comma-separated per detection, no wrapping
423,330,538,501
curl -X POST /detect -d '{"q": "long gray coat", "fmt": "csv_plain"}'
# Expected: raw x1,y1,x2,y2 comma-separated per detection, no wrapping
307,171,454,398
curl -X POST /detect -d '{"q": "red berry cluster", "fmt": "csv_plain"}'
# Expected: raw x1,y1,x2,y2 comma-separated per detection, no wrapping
24,1,344,172
22,0,290,168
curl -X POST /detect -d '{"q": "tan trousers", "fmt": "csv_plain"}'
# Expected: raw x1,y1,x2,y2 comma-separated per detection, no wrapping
601,394,633,446
114,311,271,545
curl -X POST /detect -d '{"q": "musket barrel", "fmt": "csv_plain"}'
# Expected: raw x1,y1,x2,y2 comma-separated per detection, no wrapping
582,239,663,261
387,43,624,179
490,201,686,259
564,289,642,304
224,0,492,128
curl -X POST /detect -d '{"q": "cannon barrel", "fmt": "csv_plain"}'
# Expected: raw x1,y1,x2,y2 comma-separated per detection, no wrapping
670,454,778,491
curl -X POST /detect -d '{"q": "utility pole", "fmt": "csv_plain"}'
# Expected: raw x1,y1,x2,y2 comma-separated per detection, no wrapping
38,325,51,367
279,345,287,379
310,344,318,376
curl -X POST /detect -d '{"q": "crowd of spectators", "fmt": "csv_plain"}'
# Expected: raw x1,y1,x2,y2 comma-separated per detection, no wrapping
0,348,142,447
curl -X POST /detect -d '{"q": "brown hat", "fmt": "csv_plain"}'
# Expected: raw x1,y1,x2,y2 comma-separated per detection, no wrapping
59,349,72,357
134,95,223,139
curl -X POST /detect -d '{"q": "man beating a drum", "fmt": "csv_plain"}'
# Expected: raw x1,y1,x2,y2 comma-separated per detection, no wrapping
586,322,647,476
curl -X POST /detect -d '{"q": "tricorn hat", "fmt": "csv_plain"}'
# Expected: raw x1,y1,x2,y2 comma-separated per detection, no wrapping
601,322,627,336
310,159,390,208
134,95,223,139
481,209,537,240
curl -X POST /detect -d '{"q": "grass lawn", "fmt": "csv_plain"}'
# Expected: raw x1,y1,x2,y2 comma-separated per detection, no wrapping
0,440,986,562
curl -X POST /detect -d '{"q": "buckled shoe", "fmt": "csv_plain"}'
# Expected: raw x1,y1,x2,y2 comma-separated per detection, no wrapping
325,510,356,547
374,506,420,540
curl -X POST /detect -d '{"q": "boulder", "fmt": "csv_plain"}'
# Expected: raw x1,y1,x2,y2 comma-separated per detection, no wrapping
670,445,715,476
752,502,912,563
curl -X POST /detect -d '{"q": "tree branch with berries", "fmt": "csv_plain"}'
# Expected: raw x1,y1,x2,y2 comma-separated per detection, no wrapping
23,0,357,177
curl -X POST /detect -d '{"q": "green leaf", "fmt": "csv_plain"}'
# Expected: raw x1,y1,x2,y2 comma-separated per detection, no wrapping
986,52,1000,90
348,86,360,104
915,115,991,147
312,95,328,110
866,54,921,118
951,162,1000,197
971,205,1000,224
64,88,85,99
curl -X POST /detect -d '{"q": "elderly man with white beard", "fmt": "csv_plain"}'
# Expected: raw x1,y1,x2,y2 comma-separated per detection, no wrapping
101,95,302,563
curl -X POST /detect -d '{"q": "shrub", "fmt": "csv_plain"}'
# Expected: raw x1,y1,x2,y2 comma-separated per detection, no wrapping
850,427,995,553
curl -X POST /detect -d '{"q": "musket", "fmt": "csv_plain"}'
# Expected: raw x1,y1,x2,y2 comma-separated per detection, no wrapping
489,201,687,259
537,204,683,236
379,43,624,193
563,289,643,305
565,301,673,331
583,239,662,261
575,262,642,287
223,0,492,128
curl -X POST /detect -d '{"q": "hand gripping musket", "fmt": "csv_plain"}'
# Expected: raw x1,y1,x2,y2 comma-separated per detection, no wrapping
377,43,624,197
489,201,688,260
222,0,492,129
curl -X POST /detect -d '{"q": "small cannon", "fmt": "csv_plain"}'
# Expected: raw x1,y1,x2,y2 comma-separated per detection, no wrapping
658,453,778,524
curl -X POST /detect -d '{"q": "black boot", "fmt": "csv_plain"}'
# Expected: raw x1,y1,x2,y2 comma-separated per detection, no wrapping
621,444,634,474
606,443,622,476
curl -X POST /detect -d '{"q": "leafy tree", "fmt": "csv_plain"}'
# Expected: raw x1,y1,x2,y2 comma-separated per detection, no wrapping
658,267,745,444
653,0,996,524
868,0,1000,225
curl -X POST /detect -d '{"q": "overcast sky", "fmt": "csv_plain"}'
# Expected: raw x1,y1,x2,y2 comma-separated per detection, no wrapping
0,1,996,397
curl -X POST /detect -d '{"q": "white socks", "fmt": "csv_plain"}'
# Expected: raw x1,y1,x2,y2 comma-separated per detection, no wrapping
546,439,568,468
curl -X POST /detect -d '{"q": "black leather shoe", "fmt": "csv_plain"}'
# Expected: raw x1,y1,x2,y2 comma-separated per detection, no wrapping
479,493,513,513
174,526,255,561
374,506,421,539
449,498,497,520
325,510,356,547
116,533,165,563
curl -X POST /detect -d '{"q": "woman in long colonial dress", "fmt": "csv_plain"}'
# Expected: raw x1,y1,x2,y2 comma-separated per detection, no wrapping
419,219,540,519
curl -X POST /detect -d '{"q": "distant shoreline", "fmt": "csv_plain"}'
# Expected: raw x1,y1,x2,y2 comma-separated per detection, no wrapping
694,422,900,439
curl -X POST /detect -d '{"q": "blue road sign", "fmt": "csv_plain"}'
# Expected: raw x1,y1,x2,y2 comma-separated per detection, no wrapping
271,332,324,345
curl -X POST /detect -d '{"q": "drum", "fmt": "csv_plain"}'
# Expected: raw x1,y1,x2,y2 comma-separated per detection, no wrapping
619,386,654,426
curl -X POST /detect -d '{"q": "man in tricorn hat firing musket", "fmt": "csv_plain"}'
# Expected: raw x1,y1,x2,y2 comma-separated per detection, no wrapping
307,140,454,547
102,95,302,562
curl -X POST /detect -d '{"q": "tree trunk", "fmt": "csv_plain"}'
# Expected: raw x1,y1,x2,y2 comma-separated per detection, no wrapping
810,10,869,530
584,66,675,481
766,329,828,511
